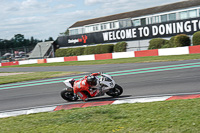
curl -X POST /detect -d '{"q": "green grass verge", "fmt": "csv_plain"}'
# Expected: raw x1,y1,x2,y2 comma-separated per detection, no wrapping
0,98,199,133
1,53,200,68
0,71,82,84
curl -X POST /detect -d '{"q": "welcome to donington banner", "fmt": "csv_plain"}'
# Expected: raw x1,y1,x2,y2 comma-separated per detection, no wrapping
56,17,200,48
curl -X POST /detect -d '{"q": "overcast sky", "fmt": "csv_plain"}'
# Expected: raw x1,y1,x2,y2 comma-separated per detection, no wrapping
0,0,184,41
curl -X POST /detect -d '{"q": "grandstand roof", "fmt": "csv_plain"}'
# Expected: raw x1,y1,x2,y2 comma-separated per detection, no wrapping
70,0,200,28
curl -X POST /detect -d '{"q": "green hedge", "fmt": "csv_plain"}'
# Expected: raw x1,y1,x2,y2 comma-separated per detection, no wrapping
161,40,171,48
169,36,176,47
55,47,85,57
114,42,127,52
84,44,114,55
174,34,190,47
102,44,115,53
149,34,191,49
162,36,176,48
55,44,114,57
83,46,95,55
192,31,200,45
148,38,168,49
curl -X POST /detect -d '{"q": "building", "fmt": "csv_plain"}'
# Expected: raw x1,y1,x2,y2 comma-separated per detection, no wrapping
56,0,200,51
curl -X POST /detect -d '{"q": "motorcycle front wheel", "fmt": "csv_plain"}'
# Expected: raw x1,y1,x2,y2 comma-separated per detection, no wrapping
106,84,123,97
60,89,78,101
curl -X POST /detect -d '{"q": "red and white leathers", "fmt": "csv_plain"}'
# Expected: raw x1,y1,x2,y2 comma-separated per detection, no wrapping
73,72,100,101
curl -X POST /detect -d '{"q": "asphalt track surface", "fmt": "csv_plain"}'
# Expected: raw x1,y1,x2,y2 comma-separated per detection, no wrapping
0,59,200,112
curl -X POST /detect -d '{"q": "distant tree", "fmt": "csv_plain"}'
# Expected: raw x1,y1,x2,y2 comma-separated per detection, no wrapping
45,37,54,42
0,39,4,49
60,28,69,36
1,39,12,49
65,29,69,36
30,36,35,45
14,34,24,42
13,34,25,47
0,34,54,51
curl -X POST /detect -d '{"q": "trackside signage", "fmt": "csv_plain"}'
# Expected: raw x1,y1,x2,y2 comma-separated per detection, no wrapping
56,17,200,48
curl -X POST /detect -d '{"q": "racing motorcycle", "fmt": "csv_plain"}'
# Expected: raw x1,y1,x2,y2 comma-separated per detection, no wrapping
60,73,123,101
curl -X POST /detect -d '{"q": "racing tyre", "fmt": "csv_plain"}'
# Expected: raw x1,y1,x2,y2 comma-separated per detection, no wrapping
60,89,78,101
106,84,123,97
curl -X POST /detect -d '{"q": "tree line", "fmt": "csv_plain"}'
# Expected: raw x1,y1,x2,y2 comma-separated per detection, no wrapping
0,34,54,50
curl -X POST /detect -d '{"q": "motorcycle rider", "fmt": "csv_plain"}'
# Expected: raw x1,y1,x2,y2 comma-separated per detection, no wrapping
73,72,101,101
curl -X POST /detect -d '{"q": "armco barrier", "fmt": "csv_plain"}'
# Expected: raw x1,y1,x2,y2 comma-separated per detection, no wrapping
95,53,112,60
112,51,135,59
37,59,47,64
1,61,19,66
77,55,95,61
46,57,64,63
19,60,31,65
189,45,200,54
135,49,158,57
64,56,78,62
1,45,200,67
158,47,189,56
19,59,38,65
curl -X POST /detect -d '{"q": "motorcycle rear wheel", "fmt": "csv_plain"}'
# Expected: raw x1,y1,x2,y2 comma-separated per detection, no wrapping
106,84,123,97
60,89,78,101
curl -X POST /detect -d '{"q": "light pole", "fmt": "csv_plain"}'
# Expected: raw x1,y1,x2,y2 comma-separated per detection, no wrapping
39,45,42,58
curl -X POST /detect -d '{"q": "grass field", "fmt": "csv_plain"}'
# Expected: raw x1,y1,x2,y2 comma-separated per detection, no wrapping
0,98,199,133
0,71,82,84
1,53,200,68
